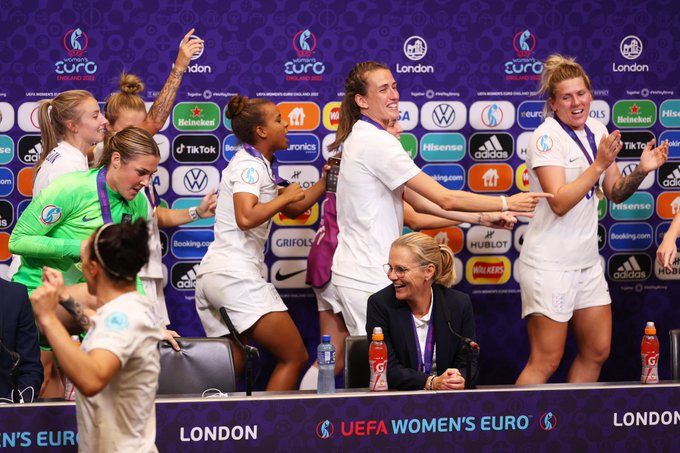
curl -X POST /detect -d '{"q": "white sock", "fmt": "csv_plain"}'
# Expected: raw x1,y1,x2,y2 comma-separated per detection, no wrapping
299,364,319,390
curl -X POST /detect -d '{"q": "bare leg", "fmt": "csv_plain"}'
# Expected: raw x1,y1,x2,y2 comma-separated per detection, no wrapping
249,311,309,391
516,315,568,384
319,310,349,375
38,351,64,399
567,305,611,383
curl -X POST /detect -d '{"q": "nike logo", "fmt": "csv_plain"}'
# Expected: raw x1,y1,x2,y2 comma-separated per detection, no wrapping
275,269,306,281
82,215,98,222
569,156,580,163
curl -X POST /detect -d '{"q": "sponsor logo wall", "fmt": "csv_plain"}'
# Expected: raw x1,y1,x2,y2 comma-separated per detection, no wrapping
2,0,679,387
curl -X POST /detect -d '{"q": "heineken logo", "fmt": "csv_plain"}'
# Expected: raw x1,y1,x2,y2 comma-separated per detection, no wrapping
173,102,220,131
612,100,656,129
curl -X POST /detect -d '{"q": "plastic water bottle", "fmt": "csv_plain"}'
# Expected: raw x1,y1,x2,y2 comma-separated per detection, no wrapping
317,335,336,394
641,321,659,384
369,327,388,392
64,335,81,400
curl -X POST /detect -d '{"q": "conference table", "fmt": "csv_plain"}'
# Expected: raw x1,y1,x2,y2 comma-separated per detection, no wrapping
1,381,678,451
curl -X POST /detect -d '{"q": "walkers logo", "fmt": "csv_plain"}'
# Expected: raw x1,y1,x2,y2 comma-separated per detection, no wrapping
469,101,515,130
170,230,214,259
179,34,212,74
466,256,511,285
17,102,40,132
273,203,319,226
40,205,61,225
322,102,341,131
657,162,680,189
420,102,466,130
278,102,320,131
659,131,680,160
271,228,315,257
589,100,611,126
171,262,201,290
173,102,220,131
172,166,219,195
517,101,544,129
396,36,434,74
539,412,557,431
598,224,607,250
466,227,511,254
0,103,15,132
609,223,653,251
613,35,649,73
420,133,465,162
516,132,531,161
422,164,465,190
655,256,680,280
656,192,680,219
399,101,419,131
516,164,529,191
399,133,418,160
0,168,14,197
619,161,653,190
277,133,320,162
468,164,513,192
612,100,656,129
0,200,13,229
271,259,309,288
607,253,651,281
469,133,513,161
172,135,220,163
172,198,215,228
504,29,543,81
0,135,14,165
55,27,98,81
659,100,680,128
421,227,464,254
279,165,320,189
619,131,655,159
316,420,334,439
284,29,326,81
610,192,654,220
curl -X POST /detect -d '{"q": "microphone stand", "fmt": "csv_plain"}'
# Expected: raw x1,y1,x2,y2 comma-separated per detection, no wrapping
0,338,22,403
439,298,480,390
219,308,257,396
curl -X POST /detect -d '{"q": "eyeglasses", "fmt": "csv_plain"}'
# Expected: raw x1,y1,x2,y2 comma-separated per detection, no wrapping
382,263,428,278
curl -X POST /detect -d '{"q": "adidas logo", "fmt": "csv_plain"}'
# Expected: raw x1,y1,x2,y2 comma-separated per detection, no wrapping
20,142,42,163
613,256,648,280
662,166,680,188
173,264,199,289
471,133,511,160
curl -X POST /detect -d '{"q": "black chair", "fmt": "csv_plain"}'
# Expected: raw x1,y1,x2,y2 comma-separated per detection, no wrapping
670,329,680,381
158,337,236,395
344,335,370,389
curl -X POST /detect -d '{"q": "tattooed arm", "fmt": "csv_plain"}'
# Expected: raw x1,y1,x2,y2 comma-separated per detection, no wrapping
59,296,92,330
606,138,668,204
140,29,204,135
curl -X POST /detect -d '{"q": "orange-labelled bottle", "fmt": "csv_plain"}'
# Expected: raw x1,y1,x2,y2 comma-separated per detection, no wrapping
369,327,388,392
641,321,659,384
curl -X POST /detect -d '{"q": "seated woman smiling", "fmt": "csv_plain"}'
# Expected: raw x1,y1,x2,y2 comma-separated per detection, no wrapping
366,232,478,391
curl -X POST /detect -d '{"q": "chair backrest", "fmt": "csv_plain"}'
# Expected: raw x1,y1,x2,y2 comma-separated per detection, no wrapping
158,337,236,395
670,329,680,381
344,335,370,389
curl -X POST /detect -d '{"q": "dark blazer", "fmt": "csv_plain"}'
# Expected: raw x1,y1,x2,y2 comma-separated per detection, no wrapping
366,283,478,390
0,279,43,402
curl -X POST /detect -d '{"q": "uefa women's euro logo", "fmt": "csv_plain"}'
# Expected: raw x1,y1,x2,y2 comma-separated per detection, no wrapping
315,420,334,439
63,28,88,57
539,412,557,431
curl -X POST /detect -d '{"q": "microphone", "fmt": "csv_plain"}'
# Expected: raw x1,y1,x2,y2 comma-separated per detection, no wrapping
439,296,479,389
0,337,22,403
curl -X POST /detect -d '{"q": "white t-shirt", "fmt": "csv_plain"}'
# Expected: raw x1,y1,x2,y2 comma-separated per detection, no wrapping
77,291,164,453
198,148,278,276
520,116,608,270
332,120,421,291
33,140,88,196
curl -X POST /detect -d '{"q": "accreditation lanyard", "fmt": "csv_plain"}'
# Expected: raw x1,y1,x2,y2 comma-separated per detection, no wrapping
360,115,385,131
411,293,436,374
242,143,290,187
552,116,599,166
144,185,160,213
97,167,131,224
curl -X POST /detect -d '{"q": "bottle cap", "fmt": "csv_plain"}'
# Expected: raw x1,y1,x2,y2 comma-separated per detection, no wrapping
322,334,331,343
372,327,384,341
645,321,656,335
71,335,80,342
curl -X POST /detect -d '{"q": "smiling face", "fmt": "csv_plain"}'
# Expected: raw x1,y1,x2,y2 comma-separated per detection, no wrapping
356,68,399,126
256,102,289,152
549,77,592,131
386,246,435,304
72,97,108,143
108,152,159,201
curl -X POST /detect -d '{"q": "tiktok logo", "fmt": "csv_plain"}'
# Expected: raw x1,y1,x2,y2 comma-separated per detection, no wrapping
316,420,335,439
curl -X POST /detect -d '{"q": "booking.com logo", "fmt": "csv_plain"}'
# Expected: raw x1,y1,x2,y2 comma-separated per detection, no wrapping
539,412,557,431
316,420,334,439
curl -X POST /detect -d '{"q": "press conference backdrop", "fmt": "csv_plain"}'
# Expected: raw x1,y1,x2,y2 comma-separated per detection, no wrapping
1,0,679,387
